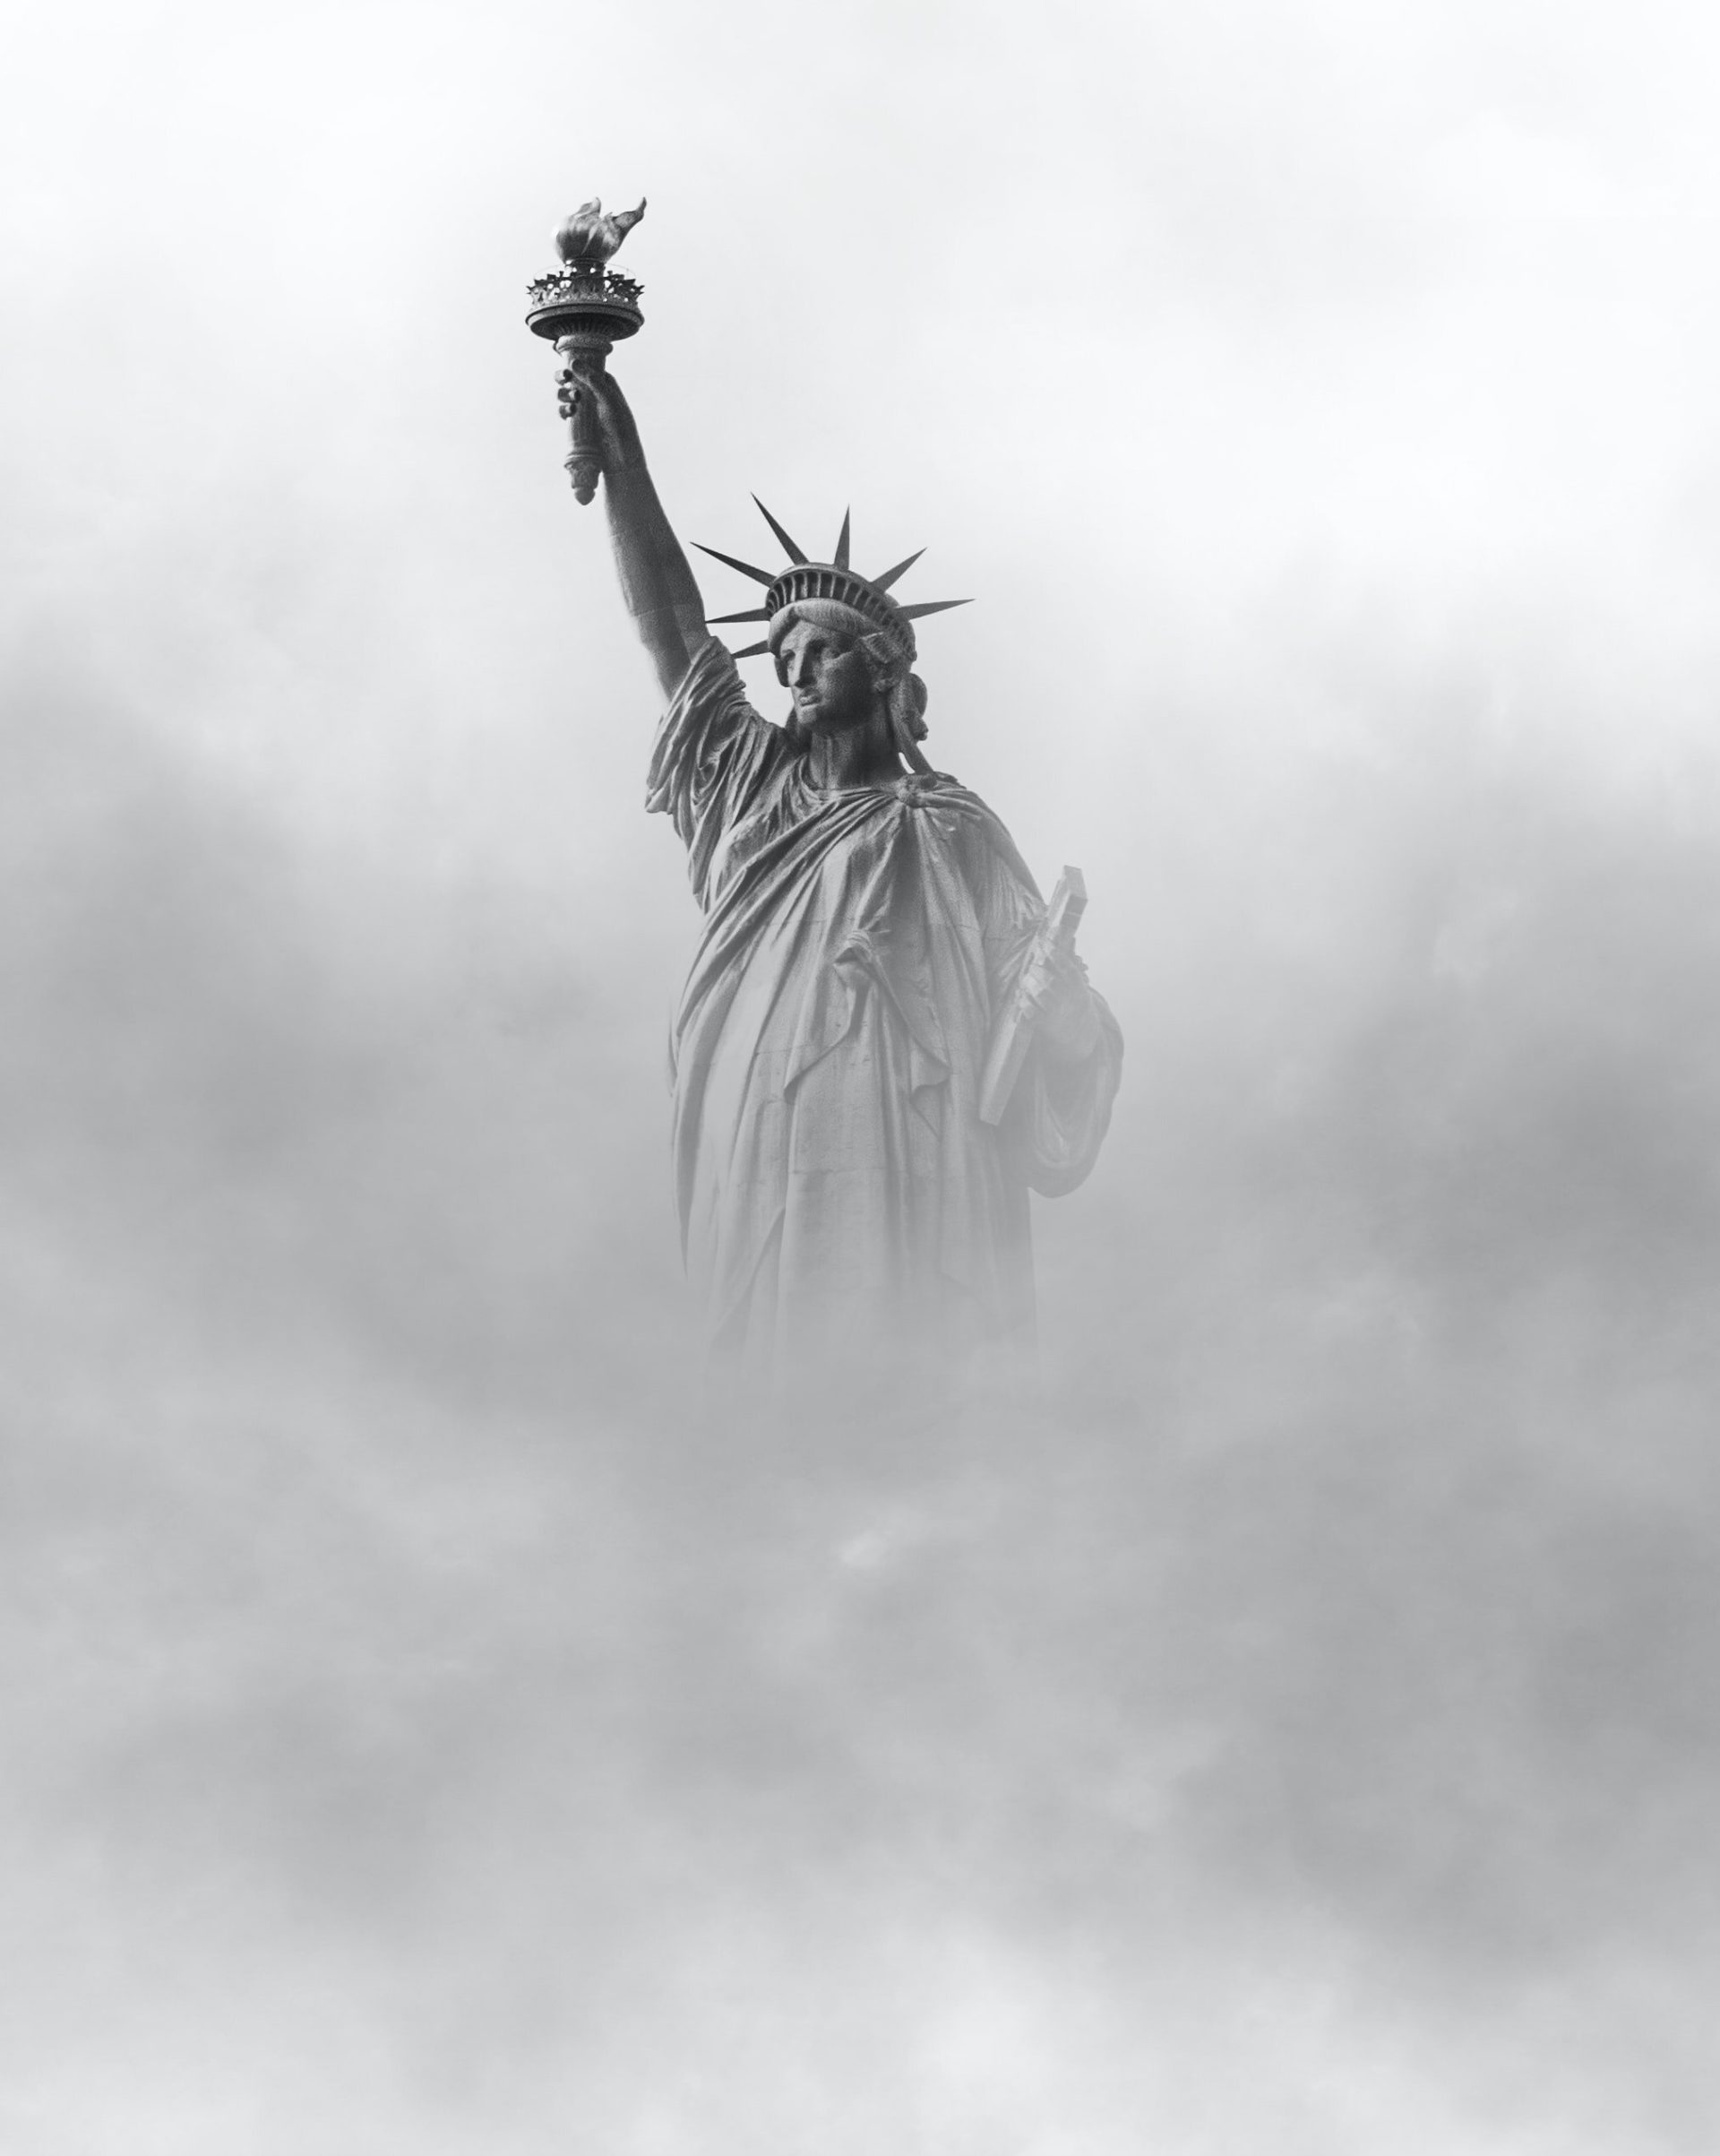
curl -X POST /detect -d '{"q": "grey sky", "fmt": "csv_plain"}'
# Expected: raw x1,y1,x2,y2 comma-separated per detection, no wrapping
3,1,1719,2149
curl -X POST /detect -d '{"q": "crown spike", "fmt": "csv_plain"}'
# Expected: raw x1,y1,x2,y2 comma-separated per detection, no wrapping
752,496,809,565
870,549,925,592
729,639,771,659
692,542,776,586
707,607,773,624
897,599,972,620
833,509,851,570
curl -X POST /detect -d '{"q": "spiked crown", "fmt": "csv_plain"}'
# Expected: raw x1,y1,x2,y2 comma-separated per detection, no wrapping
695,500,969,665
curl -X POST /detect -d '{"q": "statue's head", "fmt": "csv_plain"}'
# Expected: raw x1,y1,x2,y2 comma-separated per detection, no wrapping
692,503,968,774
769,599,930,755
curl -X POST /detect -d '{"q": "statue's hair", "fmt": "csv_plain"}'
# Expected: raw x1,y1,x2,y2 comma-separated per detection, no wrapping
858,631,932,763
771,599,933,774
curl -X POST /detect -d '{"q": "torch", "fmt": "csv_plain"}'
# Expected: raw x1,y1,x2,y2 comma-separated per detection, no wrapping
525,197,646,505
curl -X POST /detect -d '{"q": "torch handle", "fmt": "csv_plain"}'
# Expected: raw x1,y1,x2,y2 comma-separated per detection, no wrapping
555,329,615,506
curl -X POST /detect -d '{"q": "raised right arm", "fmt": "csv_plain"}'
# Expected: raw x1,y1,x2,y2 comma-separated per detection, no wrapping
561,363,710,701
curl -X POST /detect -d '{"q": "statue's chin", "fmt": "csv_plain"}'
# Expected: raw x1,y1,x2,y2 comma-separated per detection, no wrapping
799,705,882,737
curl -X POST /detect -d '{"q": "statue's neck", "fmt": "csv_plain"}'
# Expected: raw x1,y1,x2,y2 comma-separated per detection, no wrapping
803,709,901,792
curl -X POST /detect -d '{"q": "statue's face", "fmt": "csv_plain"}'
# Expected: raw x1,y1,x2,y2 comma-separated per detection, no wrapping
778,621,878,733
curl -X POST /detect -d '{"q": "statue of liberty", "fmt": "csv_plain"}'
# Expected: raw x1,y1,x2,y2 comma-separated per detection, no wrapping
554,319,1122,1389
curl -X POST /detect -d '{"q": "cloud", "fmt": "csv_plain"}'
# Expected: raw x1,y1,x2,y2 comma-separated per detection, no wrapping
3,0,1720,2148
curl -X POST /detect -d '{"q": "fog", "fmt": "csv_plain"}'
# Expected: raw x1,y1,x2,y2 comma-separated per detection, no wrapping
3,1,1719,2148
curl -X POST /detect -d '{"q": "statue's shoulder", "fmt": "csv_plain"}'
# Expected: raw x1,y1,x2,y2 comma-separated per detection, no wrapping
661,636,787,763
894,772,1036,891
674,632,752,713
891,769,984,812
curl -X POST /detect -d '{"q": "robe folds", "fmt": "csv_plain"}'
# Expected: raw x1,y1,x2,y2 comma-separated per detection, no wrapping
647,637,1122,1380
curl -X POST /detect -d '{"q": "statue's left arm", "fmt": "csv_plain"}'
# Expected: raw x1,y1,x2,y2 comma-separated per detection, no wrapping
1026,942,1105,1067
968,815,1123,1195
1012,954,1123,1197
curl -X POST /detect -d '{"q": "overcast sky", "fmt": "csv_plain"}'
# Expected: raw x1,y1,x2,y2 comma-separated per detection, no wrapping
4,2,1720,2151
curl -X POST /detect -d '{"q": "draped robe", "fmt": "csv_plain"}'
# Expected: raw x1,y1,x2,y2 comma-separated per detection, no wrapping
647,638,1122,1381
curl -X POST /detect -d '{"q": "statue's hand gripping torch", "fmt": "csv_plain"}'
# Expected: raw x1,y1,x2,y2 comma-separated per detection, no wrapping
525,196,646,505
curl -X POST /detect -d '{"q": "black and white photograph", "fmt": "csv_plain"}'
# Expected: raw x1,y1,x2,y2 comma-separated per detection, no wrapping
3,1,1716,2148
